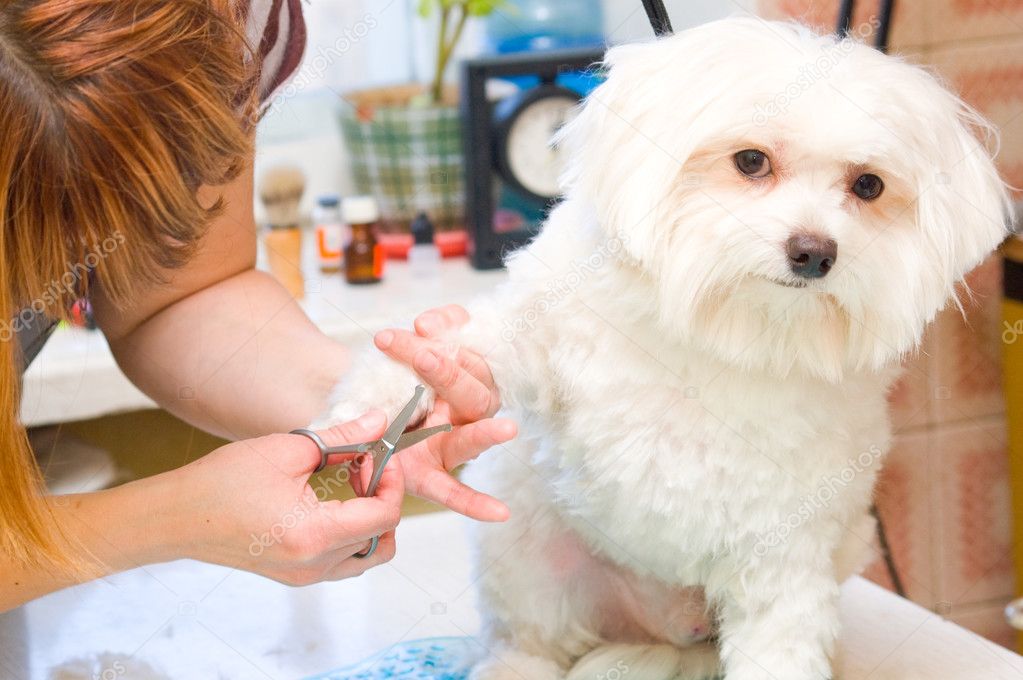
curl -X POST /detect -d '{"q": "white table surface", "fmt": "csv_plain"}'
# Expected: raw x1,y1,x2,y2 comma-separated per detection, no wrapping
20,253,508,427
2,512,1022,680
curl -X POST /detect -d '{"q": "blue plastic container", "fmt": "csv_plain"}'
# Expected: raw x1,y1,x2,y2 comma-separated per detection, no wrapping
485,0,605,54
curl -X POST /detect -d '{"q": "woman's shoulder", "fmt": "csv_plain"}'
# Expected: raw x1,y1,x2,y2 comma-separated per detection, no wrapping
239,0,307,104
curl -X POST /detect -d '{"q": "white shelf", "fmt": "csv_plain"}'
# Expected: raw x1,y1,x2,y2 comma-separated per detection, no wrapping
20,255,507,427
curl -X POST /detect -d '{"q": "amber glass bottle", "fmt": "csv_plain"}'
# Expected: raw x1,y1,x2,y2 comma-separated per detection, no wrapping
342,196,383,285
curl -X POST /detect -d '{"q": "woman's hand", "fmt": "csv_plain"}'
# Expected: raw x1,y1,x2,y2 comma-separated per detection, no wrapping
373,305,516,522
170,411,404,586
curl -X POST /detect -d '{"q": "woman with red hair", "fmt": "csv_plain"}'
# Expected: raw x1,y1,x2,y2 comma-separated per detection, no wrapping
0,0,513,609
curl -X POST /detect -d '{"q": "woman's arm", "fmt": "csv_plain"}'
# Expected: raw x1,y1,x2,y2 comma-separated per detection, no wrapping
92,160,346,439
1,416,403,612
105,266,346,439
2,472,176,609
91,158,515,519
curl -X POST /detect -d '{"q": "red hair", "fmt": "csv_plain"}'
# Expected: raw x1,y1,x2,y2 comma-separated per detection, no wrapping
0,0,257,570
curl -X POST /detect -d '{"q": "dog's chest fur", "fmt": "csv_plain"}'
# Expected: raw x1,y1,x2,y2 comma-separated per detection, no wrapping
471,218,894,587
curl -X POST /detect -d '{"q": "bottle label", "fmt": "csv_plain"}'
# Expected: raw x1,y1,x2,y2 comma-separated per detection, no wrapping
316,225,343,261
373,244,384,279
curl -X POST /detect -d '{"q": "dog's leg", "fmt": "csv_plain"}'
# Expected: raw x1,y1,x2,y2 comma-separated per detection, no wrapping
464,446,607,680
311,299,527,429
715,555,839,680
310,341,431,428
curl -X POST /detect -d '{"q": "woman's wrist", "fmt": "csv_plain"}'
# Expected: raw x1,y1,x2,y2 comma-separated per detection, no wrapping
50,469,190,573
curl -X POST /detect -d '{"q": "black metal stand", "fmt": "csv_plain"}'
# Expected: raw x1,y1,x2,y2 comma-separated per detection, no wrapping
837,0,896,53
641,0,673,36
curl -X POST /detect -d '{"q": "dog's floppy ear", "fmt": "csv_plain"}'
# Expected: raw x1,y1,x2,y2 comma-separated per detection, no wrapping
556,39,696,268
912,90,1013,295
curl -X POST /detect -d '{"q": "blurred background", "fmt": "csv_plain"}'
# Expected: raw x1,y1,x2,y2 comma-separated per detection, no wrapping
22,0,1023,655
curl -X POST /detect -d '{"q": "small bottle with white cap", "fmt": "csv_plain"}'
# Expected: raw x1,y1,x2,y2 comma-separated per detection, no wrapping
342,195,383,285
313,194,345,273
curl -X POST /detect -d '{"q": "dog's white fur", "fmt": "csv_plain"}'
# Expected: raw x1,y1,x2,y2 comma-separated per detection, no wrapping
320,18,1013,680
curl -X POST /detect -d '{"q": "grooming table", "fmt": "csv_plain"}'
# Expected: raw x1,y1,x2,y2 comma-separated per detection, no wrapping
1,512,1021,679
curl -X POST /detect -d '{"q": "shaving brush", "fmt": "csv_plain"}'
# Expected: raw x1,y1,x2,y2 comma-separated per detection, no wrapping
258,166,306,299
258,165,306,228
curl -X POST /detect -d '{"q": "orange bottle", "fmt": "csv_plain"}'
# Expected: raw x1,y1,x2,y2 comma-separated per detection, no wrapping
342,196,383,285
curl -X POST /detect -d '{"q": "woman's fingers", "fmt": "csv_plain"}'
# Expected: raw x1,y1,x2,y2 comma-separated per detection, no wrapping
413,304,470,337
315,458,404,549
428,418,517,471
286,410,388,475
401,418,515,522
413,468,510,522
375,329,496,422
322,530,398,581
321,410,387,450
410,305,494,387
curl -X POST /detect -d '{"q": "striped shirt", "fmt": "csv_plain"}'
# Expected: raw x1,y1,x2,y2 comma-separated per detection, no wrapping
16,0,306,369
245,0,308,104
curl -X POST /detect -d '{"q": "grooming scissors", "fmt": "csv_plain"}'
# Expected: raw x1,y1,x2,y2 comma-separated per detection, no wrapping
290,385,450,559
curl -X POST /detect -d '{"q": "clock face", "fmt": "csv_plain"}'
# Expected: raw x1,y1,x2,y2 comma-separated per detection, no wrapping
502,93,579,201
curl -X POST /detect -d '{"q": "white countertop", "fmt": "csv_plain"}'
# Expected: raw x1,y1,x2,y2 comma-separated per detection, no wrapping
20,251,507,427
1,512,1020,679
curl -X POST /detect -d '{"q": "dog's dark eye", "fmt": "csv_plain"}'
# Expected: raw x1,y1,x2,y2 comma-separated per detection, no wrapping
734,149,771,178
852,173,884,201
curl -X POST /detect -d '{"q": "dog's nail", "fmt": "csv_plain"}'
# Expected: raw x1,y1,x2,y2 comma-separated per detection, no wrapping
416,350,440,372
375,330,394,349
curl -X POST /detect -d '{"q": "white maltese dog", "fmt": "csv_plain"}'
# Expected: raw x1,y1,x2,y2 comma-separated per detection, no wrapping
321,17,1013,680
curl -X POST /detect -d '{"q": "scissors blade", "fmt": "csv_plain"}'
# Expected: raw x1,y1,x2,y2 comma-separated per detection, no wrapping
394,424,453,452
381,385,425,447
324,442,372,454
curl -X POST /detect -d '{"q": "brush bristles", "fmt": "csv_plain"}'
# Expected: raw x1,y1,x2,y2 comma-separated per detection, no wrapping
259,166,305,228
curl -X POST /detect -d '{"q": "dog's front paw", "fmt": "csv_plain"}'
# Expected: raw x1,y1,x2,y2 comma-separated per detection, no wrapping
310,349,433,429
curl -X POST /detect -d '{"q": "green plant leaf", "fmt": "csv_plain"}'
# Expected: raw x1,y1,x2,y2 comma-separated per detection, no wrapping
417,0,435,17
465,0,506,16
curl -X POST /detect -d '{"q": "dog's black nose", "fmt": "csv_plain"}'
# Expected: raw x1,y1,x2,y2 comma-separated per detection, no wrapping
786,233,837,279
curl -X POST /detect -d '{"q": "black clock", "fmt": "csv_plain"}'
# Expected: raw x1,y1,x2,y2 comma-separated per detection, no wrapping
461,48,604,270
492,83,582,204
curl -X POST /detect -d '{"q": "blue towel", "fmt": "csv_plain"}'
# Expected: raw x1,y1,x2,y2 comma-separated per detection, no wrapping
304,637,482,680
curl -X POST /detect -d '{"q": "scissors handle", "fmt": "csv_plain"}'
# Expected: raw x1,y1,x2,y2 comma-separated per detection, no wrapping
289,386,452,560
289,428,370,473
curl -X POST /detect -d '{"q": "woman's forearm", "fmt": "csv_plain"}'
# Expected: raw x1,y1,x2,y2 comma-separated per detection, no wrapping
0,473,180,611
108,268,350,440
3,420,408,612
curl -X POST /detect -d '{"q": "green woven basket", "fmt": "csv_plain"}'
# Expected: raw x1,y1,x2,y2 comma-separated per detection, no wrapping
340,85,464,232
